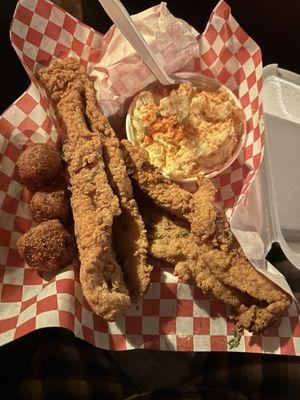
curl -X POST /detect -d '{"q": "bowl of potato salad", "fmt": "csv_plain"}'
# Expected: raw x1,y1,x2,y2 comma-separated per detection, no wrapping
126,73,246,183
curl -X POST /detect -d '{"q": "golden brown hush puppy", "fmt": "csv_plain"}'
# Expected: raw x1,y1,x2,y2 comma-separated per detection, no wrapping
30,188,71,224
17,143,62,190
17,220,76,272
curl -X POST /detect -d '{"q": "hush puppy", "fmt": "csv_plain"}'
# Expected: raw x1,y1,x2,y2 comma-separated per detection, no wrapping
30,189,71,224
17,143,62,190
17,220,76,272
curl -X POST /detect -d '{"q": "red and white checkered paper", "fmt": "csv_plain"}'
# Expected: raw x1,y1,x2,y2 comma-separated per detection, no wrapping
0,0,299,354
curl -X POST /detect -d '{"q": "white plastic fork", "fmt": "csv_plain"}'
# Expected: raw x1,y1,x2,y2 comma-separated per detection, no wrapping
98,0,219,90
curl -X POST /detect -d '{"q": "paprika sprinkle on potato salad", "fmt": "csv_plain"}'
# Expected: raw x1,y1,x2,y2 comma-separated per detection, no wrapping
131,82,244,180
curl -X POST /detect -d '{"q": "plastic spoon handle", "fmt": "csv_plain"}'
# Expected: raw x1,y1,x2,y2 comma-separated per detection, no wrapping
98,0,175,85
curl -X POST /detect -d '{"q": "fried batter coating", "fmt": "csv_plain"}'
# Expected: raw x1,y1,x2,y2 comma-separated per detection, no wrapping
30,188,71,224
84,82,152,301
122,140,193,219
121,140,217,242
17,219,76,272
133,167,291,333
138,194,250,313
112,202,151,301
17,143,62,190
38,58,130,320
191,174,217,242
201,217,292,332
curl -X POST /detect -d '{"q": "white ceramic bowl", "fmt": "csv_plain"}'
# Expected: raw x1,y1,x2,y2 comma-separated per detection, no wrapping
126,72,246,184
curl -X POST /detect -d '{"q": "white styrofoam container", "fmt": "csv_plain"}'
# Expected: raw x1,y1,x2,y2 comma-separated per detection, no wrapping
260,65,300,269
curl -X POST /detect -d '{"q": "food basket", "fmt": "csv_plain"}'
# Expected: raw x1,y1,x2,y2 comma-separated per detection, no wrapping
0,0,299,355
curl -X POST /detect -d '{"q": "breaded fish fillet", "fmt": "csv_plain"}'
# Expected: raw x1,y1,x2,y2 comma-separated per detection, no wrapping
38,58,151,318
140,196,291,332
129,155,291,333
84,80,152,301
137,194,250,314
121,140,217,242
201,216,292,332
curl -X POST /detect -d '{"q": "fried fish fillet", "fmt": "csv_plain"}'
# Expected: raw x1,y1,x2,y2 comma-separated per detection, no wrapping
127,146,292,332
82,75,152,302
137,194,250,314
201,217,291,332
121,140,217,242
140,195,291,332
38,58,151,319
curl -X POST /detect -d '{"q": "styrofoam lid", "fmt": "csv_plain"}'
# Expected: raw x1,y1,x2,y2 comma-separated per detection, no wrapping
264,114,300,246
263,77,300,124
262,65,300,268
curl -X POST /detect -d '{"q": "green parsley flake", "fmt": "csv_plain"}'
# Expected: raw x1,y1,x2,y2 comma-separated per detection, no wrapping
176,229,189,238
228,327,243,350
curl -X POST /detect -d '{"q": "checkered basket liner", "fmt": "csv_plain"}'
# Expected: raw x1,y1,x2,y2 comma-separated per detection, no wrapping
0,0,299,354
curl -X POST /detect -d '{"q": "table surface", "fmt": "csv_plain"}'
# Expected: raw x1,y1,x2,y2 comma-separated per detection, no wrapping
1,1,300,398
